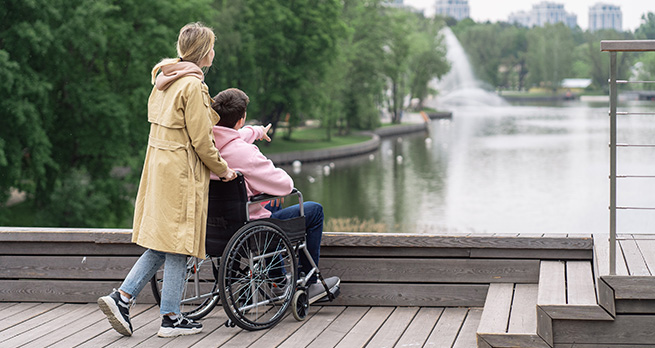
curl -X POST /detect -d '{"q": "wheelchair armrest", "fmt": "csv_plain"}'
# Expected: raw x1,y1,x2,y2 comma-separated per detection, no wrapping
246,189,304,220
250,188,300,204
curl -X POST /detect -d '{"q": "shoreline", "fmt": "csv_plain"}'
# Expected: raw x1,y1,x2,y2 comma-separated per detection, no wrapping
267,121,432,165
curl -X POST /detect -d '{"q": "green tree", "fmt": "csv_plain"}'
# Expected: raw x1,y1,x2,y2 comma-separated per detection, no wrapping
1,0,216,226
382,9,413,124
229,0,344,140
407,17,450,110
337,0,387,132
635,12,655,39
526,23,574,91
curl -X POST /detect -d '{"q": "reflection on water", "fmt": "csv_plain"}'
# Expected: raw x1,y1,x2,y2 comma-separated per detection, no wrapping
283,100,655,234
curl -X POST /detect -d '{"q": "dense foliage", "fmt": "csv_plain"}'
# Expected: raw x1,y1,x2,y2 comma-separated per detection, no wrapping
450,12,655,92
0,1,449,227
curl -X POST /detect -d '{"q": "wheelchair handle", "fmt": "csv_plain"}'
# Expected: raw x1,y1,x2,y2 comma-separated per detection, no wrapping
246,188,304,221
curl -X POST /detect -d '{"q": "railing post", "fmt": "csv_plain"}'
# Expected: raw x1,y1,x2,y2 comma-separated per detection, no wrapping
609,51,617,276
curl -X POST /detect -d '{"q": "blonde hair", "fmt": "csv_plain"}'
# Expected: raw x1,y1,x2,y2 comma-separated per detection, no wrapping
151,22,216,84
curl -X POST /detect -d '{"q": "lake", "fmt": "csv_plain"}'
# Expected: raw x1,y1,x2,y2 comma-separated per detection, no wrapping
283,99,655,234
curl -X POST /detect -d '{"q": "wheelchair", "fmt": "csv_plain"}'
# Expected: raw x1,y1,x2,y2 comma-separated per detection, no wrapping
150,173,339,330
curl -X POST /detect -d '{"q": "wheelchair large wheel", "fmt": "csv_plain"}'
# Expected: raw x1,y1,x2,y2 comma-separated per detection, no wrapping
219,222,297,331
150,256,220,320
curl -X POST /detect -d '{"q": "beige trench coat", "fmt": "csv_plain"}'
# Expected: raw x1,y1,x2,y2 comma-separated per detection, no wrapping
132,76,228,258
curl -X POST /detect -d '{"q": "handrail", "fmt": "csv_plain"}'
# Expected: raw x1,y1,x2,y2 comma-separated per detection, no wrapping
601,40,655,275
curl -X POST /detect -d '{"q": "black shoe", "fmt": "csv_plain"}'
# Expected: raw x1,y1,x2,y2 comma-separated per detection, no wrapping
97,290,133,336
157,315,203,337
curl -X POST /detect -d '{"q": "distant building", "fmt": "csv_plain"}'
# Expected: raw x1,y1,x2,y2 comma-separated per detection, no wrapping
589,3,622,32
385,0,404,8
508,10,532,27
508,1,577,29
434,0,470,21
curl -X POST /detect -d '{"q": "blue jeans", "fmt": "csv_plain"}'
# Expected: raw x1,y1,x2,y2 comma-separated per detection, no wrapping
267,201,323,283
119,249,187,316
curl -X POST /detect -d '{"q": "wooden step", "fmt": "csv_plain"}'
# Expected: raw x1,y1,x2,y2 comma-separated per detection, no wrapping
537,261,613,320
477,283,551,348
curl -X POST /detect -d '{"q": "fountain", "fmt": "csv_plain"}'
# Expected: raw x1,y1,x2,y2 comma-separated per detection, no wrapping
431,27,507,107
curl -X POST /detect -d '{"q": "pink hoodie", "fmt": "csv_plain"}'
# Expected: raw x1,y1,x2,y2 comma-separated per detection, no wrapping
210,125,294,219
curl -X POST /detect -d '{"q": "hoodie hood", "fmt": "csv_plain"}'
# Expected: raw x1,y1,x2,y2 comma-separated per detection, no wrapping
155,61,204,91
213,126,241,151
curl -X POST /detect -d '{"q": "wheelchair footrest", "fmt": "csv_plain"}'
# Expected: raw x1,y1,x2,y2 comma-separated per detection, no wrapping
314,286,340,304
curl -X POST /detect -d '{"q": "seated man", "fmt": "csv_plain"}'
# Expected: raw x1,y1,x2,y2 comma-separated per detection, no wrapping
210,88,339,303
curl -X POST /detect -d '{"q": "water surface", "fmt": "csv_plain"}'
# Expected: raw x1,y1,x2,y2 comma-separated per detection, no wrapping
284,100,655,234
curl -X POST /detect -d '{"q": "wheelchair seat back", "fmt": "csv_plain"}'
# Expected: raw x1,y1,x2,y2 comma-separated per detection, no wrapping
206,174,248,257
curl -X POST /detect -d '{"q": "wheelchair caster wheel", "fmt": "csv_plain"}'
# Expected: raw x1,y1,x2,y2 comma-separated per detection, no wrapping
292,290,309,321
225,319,236,328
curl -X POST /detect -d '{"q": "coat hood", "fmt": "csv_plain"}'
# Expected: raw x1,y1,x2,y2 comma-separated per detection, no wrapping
155,61,204,91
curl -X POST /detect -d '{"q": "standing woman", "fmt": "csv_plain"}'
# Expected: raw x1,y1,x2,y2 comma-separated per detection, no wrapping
98,22,237,338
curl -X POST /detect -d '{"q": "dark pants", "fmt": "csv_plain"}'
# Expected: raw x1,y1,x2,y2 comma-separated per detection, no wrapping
266,201,323,283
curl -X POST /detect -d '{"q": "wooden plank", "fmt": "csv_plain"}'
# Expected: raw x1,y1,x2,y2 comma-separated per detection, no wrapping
323,233,593,250
553,314,655,344
597,277,616,317
0,280,156,303
567,261,597,305
601,40,655,52
594,233,629,276
307,307,370,348
538,261,566,305
536,306,553,346
477,337,493,348
321,246,471,258
334,307,394,348
477,283,514,334
29,304,113,347
0,229,594,251
619,239,650,276
602,276,655,299
470,248,591,260
0,241,144,255
319,258,539,283
0,302,45,323
0,228,132,243
508,284,538,334
394,307,444,348
555,345,655,348
0,302,61,335
365,307,419,348
615,299,655,314
481,333,551,348
635,239,655,274
0,255,138,279
195,311,259,348
248,307,321,348
136,310,231,348
452,308,482,348
76,305,160,348
1,304,96,347
0,303,78,342
326,283,488,307
48,304,154,348
424,307,468,347
539,304,613,320
277,306,345,348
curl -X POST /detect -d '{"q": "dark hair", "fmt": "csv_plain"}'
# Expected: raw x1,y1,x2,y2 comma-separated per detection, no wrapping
212,88,249,128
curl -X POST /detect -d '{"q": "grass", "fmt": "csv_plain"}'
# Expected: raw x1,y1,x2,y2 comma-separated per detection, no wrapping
258,127,371,155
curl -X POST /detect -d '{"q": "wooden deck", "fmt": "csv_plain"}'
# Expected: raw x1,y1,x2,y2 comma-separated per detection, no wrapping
4,229,655,347
0,302,482,347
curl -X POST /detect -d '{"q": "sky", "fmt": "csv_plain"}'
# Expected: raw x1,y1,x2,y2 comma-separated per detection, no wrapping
404,0,655,31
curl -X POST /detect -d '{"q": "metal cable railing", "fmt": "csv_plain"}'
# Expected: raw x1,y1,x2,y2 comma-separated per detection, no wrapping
601,40,655,275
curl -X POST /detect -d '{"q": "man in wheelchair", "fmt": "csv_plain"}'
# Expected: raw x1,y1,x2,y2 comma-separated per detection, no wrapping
210,88,340,305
